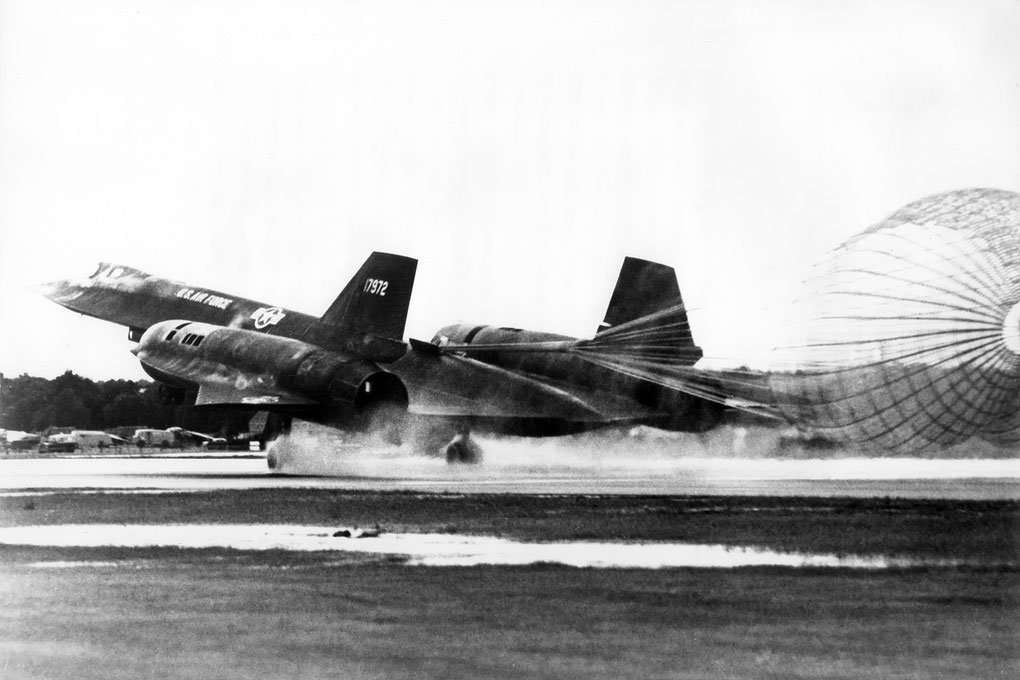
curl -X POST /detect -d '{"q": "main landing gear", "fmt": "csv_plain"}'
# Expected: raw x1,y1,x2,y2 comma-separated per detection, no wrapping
408,417,483,465
443,429,483,465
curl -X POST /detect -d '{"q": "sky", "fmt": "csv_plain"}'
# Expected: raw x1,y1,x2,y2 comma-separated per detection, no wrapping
1,0,1018,380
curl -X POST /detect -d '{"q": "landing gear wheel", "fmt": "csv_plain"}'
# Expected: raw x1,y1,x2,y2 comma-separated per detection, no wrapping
444,433,483,464
408,417,483,464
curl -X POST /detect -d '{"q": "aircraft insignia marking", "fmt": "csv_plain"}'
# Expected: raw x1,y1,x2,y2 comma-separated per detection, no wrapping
251,306,287,329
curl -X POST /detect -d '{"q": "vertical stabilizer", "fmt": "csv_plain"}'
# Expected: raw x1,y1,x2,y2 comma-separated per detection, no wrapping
598,257,685,331
317,252,418,340
594,256,701,363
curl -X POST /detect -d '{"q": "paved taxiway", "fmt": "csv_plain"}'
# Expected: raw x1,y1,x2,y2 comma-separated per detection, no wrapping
2,451,1018,498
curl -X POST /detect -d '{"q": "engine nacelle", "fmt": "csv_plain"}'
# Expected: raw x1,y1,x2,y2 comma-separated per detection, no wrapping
135,320,406,410
432,323,571,347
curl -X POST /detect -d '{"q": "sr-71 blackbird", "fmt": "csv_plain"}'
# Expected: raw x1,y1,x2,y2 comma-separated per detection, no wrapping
36,253,724,462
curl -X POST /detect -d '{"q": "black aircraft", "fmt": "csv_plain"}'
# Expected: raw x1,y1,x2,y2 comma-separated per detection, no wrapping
36,254,724,463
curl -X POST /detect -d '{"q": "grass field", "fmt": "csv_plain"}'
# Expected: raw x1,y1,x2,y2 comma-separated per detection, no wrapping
1,554,1016,679
1,490,1017,679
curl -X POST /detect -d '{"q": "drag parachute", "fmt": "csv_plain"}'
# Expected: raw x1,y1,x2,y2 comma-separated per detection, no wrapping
769,188,1020,453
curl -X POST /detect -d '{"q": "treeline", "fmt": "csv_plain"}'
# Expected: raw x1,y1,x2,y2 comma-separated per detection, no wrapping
1,371,232,434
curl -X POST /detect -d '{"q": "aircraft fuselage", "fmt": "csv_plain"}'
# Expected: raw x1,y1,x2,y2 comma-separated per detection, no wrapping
37,257,725,455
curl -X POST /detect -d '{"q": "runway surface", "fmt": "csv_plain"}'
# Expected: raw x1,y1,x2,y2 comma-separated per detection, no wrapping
3,443,1016,679
2,449,1018,498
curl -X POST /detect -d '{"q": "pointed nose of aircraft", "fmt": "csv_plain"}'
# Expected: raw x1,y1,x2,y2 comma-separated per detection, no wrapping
31,278,81,302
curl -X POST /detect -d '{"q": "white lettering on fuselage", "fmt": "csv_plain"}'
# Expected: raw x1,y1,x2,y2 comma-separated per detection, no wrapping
175,288,233,310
